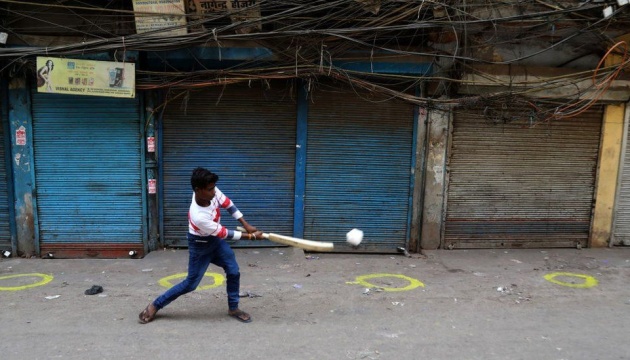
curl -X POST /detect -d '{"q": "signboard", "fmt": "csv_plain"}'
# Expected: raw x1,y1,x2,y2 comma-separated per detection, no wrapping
354,0,381,14
132,0,188,36
192,0,261,33
36,57,135,98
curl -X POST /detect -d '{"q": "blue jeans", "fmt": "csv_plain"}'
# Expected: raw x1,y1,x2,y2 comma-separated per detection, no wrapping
153,233,241,311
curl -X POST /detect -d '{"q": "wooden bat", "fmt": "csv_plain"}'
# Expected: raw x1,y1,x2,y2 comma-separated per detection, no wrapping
237,227,334,252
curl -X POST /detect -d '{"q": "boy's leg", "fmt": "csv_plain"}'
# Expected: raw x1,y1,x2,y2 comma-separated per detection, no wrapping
211,241,241,311
153,242,213,310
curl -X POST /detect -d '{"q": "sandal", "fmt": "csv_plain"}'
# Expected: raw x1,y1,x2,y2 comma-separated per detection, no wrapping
228,309,252,323
84,285,103,295
138,303,157,324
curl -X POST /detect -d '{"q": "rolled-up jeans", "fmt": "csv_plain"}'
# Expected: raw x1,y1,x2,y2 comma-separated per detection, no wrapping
153,233,241,311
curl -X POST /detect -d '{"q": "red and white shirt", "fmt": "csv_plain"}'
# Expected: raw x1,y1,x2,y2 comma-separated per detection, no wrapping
188,188,243,240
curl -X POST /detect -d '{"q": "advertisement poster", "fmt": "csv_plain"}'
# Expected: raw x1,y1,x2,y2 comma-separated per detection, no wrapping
132,0,188,36
36,57,136,98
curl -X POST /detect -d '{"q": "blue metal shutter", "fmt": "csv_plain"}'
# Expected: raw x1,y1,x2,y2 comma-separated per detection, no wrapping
31,92,144,257
445,106,602,248
161,82,297,247
0,114,10,250
304,87,415,252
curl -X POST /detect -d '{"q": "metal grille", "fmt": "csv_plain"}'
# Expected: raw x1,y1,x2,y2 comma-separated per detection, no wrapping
304,86,415,252
31,92,143,245
161,82,297,247
445,106,603,248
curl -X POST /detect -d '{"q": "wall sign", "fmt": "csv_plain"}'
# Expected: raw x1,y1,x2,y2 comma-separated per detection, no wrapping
36,57,136,98
16,126,26,146
148,179,157,194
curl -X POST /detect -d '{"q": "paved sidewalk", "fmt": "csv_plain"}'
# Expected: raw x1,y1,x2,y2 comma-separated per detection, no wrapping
1,247,629,360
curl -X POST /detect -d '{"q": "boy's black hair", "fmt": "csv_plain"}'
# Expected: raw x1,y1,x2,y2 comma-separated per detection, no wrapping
191,167,219,190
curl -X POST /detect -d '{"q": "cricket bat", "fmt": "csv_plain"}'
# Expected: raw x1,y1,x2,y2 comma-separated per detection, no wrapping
237,226,334,252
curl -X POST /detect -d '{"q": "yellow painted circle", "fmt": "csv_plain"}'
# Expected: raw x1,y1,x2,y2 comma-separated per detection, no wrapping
158,272,225,290
346,273,425,292
543,272,598,288
0,273,54,291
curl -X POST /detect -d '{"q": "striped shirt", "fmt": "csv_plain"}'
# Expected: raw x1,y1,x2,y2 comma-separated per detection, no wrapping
188,187,244,240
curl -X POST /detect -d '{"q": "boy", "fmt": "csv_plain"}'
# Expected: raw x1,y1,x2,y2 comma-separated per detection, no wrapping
139,167,263,323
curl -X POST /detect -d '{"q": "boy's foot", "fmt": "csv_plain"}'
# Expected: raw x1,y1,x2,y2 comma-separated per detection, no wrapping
138,303,158,324
228,308,252,323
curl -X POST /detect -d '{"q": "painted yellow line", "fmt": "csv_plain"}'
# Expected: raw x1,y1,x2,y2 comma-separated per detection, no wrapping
158,272,225,290
346,273,425,292
0,273,54,291
543,272,598,288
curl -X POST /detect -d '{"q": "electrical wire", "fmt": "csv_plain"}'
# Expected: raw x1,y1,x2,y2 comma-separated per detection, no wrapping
0,0,628,112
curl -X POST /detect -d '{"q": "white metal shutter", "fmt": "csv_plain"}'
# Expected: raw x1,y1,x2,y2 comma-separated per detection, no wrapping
613,115,630,246
445,106,603,248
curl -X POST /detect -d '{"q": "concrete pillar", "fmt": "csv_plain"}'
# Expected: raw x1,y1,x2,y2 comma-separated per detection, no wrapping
420,108,450,249
409,106,428,253
591,103,624,247
590,42,627,248
7,78,37,257
145,92,159,252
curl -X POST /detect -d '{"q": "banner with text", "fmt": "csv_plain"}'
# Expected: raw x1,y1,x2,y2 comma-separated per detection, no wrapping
192,0,261,33
132,0,188,36
36,57,136,98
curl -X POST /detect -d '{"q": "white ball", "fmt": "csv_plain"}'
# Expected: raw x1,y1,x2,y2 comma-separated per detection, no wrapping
346,228,364,246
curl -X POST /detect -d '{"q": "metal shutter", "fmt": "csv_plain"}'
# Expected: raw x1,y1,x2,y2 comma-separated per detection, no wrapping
304,86,415,252
445,106,603,248
161,82,297,247
31,92,144,257
613,115,630,246
0,112,11,251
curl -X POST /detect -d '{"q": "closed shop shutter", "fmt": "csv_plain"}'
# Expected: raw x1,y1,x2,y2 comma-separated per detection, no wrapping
613,118,630,246
0,113,11,251
31,92,144,257
445,106,603,248
304,86,415,252
161,82,297,247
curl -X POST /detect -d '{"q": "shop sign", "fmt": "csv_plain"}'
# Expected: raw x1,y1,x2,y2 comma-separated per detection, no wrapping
36,57,135,98
132,0,188,36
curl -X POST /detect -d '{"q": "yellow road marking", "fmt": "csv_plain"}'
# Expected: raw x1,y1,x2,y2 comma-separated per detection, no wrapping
543,272,598,288
158,272,225,290
0,273,54,291
346,273,425,292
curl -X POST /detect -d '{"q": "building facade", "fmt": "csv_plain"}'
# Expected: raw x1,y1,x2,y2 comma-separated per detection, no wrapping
1,1,629,257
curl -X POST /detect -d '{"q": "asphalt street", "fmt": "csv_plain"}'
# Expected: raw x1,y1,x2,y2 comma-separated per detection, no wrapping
1,247,629,360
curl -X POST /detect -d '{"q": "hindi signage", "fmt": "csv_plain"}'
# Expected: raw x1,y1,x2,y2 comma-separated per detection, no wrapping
132,0,188,36
192,0,261,33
